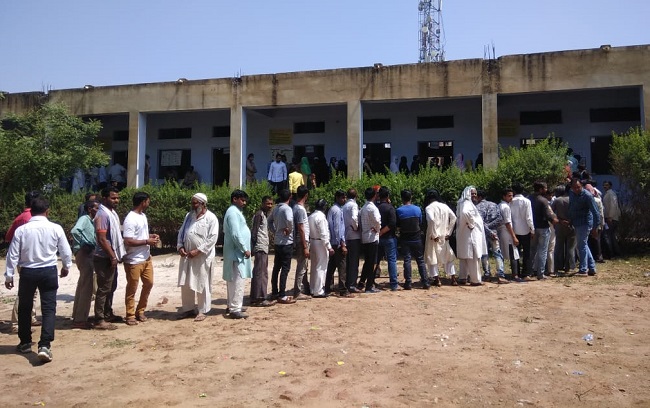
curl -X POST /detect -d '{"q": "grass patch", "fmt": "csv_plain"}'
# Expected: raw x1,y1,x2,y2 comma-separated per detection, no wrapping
550,255,650,286
104,339,137,348
1,295,16,304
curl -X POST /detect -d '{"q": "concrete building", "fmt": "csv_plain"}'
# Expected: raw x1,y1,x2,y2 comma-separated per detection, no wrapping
1,44,648,188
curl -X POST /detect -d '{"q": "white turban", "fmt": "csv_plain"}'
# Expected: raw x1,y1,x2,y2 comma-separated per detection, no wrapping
192,192,208,204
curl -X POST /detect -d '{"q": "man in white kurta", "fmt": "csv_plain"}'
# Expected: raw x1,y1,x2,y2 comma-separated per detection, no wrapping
223,190,253,319
497,188,520,279
308,199,334,297
456,186,488,285
424,189,457,287
177,193,219,321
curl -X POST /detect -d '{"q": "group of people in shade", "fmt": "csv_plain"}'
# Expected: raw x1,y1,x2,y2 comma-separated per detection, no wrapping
3,168,620,363
246,153,347,193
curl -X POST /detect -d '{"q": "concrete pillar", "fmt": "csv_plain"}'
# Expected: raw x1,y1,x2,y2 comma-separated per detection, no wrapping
642,85,650,130
481,93,499,169
229,105,245,188
127,111,147,188
347,100,363,180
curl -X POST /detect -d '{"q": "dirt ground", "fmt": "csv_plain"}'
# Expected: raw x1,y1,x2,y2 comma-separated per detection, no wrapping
1,252,649,408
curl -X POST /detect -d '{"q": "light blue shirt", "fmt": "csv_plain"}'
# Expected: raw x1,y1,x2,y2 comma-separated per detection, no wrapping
222,205,252,280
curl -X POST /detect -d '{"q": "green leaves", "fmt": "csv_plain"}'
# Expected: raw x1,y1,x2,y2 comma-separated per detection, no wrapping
0,103,108,205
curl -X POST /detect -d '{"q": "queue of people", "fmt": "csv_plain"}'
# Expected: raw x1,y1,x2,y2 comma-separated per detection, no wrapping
3,175,621,363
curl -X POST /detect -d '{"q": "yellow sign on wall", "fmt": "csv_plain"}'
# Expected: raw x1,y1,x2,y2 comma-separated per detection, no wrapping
269,129,293,145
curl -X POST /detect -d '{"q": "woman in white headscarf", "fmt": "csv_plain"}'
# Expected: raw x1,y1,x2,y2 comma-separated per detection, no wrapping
456,186,488,285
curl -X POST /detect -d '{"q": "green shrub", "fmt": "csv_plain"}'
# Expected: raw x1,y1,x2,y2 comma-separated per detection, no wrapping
1,140,570,253
610,127,650,240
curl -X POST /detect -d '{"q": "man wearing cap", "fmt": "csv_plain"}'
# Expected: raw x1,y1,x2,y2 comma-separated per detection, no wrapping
177,193,220,321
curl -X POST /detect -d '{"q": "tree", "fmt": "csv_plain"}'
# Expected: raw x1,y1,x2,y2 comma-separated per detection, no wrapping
0,103,109,204
610,127,650,238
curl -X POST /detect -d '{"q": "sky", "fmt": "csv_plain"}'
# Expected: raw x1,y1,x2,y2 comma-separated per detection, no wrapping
1,0,648,93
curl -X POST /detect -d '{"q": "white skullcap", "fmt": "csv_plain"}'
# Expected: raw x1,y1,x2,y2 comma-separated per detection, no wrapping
192,193,208,204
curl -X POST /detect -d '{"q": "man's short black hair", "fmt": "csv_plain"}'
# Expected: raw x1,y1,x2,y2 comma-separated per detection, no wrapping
400,189,412,203
334,189,346,200
231,189,249,202
278,189,291,202
30,197,49,216
533,181,547,193
101,186,119,198
512,182,524,195
378,186,390,200
132,191,150,207
25,190,41,208
364,187,376,201
296,185,309,200
314,199,328,212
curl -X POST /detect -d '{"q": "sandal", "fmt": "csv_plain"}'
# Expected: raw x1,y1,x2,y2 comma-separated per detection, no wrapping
126,319,139,326
193,313,207,322
136,314,148,322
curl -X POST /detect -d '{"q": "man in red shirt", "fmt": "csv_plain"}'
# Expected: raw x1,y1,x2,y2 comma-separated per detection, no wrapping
5,191,42,333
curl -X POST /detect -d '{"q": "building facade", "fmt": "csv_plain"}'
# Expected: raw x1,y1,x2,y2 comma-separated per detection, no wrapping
1,44,648,188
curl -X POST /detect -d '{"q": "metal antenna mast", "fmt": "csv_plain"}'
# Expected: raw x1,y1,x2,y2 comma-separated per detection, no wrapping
418,0,444,63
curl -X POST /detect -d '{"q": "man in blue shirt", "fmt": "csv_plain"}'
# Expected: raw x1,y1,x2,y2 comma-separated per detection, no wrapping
326,190,351,297
568,178,600,276
396,190,430,289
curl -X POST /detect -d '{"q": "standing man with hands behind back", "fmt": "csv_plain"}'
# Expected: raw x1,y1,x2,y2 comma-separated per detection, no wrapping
5,197,72,363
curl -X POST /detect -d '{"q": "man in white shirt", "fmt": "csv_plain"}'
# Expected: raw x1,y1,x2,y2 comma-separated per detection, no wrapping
497,188,520,279
342,189,362,292
122,192,160,326
309,199,334,297
358,187,382,293
510,183,535,279
5,197,72,363
267,154,287,195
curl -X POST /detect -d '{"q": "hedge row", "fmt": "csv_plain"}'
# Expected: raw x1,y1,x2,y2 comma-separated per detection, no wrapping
0,139,568,250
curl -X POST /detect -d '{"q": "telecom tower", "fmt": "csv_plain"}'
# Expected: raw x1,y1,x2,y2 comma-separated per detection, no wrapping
418,0,444,63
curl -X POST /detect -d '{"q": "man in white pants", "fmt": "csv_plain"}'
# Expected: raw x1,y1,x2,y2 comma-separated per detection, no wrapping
308,199,334,297
177,193,219,322
223,190,253,319
423,189,458,287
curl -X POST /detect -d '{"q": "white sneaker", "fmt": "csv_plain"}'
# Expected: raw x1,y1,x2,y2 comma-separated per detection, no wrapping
37,347,52,363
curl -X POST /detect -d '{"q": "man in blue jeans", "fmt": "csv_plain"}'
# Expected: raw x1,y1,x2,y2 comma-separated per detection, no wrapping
377,187,399,291
568,178,600,276
5,197,72,363
268,189,297,303
530,181,559,280
396,190,430,289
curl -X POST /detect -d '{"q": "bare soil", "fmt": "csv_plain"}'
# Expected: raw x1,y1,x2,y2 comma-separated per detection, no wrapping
1,253,649,407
